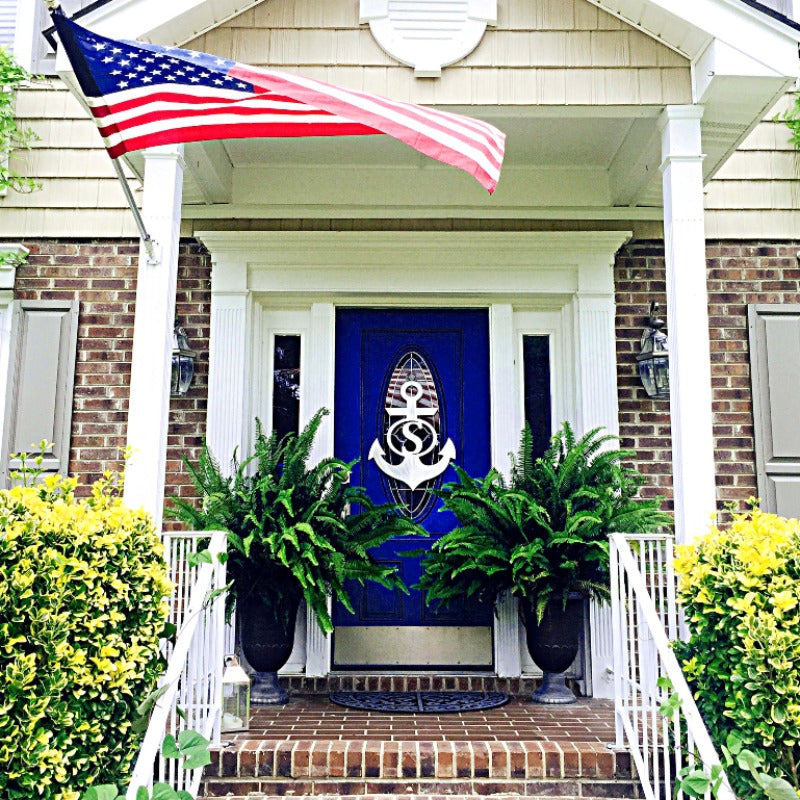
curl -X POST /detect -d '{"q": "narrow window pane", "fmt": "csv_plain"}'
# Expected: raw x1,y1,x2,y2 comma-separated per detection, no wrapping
273,335,301,442
523,335,552,460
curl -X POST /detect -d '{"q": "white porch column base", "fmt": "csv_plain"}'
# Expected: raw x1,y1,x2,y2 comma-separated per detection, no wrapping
123,145,184,530
574,270,621,699
660,106,717,544
0,244,27,465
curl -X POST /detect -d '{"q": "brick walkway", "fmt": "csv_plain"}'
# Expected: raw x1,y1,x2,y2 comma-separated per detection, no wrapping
224,696,616,743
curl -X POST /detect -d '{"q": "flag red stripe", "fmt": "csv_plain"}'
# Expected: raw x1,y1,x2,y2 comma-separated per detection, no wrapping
106,121,383,158
89,88,311,118
230,65,503,190
94,101,360,137
232,65,506,160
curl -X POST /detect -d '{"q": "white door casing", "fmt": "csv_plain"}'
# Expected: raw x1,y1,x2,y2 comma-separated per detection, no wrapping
199,230,629,681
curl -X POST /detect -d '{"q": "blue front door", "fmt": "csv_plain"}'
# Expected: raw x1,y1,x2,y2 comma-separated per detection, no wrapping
332,308,493,669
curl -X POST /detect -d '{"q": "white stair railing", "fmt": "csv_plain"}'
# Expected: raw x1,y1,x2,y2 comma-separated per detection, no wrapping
610,533,735,800
126,530,228,800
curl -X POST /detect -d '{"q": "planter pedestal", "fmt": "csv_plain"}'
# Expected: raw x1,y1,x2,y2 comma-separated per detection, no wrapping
239,593,301,705
250,670,289,705
522,595,585,705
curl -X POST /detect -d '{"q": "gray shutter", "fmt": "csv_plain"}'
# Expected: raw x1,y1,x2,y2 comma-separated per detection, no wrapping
1,300,79,487
749,305,800,516
0,0,16,49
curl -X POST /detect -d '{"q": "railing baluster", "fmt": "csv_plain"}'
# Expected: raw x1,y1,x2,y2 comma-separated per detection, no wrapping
126,530,227,800
610,533,735,800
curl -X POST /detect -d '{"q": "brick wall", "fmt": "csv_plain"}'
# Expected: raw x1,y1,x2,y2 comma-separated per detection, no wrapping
615,240,800,515
12,236,800,522
13,239,210,516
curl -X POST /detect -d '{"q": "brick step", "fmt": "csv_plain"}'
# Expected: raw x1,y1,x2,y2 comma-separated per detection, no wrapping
281,675,553,696
200,792,624,800
201,778,638,798
208,739,630,780
202,793,626,800
202,740,639,799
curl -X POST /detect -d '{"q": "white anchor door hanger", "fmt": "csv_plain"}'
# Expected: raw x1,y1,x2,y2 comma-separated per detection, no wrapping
332,309,493,669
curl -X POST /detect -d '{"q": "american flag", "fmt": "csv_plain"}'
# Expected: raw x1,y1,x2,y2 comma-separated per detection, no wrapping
51,9,505,193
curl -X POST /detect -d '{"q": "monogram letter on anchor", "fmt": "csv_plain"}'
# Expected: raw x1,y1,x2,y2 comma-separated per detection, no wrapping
369,379,456,491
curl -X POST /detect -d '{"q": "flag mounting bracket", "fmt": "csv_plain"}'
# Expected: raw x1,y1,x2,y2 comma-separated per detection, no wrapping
111,159,160,265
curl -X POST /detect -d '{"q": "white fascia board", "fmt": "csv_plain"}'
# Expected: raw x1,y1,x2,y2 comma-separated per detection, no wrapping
12,0,38,71
76,0,263,46
587,0,800,77
694,38,795,102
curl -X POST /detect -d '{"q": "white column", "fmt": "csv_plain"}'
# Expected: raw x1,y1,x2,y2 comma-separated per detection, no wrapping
0,244,27,458
660,105,717,544
123,145,184,530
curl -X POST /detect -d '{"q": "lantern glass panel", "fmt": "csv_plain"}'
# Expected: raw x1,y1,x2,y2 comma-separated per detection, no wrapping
170,354,180,395
222,682,250,732
178,354,195,395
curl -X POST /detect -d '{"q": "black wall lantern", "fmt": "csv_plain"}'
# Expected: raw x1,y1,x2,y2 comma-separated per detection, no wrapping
637,302,670,399
171,325,196,396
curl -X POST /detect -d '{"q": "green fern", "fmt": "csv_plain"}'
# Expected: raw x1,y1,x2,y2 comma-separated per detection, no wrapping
168,408,420,633
419,421,672,620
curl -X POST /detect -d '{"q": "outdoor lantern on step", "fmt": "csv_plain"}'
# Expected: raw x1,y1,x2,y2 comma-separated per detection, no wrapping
171,325,196,396
636,302,670,399
221,656,251,733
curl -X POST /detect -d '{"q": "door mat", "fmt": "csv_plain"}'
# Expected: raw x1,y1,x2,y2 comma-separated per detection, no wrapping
328,690,509,713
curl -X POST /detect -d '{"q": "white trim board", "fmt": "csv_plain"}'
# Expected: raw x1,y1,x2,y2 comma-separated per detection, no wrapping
202,229,627,682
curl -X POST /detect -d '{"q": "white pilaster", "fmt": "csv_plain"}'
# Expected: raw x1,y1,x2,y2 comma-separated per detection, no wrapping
573,297,620,435
0,244,27,461
123,145,184,530
489,304,522,677
206,259,249,467
573,257,621,699
304,303,336,677
660,105,717,544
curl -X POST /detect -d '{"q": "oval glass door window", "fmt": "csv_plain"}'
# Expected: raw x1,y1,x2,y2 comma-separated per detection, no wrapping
368,350,454,521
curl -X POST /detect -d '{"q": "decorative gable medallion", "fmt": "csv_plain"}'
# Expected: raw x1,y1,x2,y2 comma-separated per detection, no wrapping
359,0,497,78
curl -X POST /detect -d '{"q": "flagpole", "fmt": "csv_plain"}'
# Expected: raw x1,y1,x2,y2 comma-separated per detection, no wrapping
111,159,157,262
47,0,158,261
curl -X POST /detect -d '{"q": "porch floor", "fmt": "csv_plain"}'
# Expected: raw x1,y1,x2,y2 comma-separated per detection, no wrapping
225,695,616,743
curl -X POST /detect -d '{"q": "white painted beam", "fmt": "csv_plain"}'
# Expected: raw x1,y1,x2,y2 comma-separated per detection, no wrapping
183,141,233,205
660,105,717,544
608,118,663,207
123,145,184,530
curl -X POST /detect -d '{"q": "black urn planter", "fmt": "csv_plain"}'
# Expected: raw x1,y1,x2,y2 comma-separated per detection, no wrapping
239,592,301,705
521,594,585,705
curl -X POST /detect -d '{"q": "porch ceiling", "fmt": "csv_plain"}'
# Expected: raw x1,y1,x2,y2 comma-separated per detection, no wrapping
65,0,798,222
120,100,777,220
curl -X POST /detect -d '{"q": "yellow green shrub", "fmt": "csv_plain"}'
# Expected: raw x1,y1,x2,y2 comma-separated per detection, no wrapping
0,472,172,800
675,509,800,798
